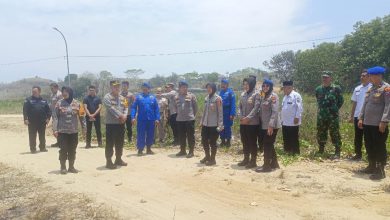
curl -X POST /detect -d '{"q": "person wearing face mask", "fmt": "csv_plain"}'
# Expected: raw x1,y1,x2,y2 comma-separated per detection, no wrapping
23,86,51,153
52,87,85,174
255,79,281,173
199,83,224,166
238,77,261,169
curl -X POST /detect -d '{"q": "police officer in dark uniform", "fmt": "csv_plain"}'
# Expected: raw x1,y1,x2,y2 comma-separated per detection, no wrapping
23,86,51,153
358,66,389,180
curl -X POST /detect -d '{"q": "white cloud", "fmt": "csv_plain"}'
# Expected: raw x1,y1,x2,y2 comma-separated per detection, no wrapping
0,0,330,82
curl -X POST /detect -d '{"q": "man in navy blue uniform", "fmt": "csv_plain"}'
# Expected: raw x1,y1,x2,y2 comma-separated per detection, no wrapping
219,79,236,147
23,86,51,153
131,82,160,156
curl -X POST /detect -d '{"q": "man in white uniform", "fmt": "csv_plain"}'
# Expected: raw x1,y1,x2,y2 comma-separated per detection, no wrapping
350,70,372,160
281,81,303,155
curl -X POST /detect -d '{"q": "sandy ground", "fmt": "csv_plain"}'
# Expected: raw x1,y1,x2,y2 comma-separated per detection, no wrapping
0,114,389,220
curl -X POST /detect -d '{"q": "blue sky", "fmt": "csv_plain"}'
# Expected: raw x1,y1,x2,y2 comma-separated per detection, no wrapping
0,0,389,82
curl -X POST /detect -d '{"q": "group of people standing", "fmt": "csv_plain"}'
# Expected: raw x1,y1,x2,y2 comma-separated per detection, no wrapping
22,66,388,180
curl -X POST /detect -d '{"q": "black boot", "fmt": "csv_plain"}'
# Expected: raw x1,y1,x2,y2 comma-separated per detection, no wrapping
256,158,272,172
246,154,257,169
318,145,325,154
370,163,386,180
200,147,210,164
206,147,217,166
106,159,117,169
68,160,78,173
176,146,187,156
238,154,249,166
186,147,194,158
138,149,144,156
220,139,226,147
115,157,128,166
60,160,67,174
270,150,280,169
146,146,154,155
331,147,341,160
359,160,376,174
226,139,231,148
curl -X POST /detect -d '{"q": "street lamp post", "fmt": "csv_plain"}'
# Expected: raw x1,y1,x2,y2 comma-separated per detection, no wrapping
52,27,70,86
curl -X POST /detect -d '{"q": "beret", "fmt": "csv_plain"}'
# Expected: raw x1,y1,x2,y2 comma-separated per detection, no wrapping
367,66,386,75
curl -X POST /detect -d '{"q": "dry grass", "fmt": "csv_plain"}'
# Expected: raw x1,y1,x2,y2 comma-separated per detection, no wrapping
0,163,121,220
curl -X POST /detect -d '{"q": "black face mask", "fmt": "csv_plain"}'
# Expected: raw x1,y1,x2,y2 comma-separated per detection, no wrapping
61,87,74,104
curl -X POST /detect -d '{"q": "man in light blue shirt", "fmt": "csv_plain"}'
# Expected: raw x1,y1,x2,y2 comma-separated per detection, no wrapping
350,69,372,160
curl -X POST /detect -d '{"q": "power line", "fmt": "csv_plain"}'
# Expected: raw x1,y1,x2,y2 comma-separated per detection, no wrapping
0,35,343,66
0,56,63,66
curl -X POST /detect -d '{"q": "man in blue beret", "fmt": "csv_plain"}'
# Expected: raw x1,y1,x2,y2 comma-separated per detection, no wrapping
358,66,389,180
131,82,160,156
219,79,236,147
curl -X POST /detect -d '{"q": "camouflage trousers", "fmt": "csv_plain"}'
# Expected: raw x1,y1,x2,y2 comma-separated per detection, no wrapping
316,116,342,150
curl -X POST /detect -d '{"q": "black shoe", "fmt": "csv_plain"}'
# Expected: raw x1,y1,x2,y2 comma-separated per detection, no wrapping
200,157,209,164
331,153,340,160
318,146,325,154
98,142,103,148
255,165,272,173
245,161,257,169
359,161,376,174
238,155,249,166
186,151,194,158
138,150,144,156
85,144,91,149
220,139,226,147
40,148,48,152
60,160,67,174
51,143,59,148
30,149,37,154
176,150,187,157
350,154,362,161
369,163,386,180
67,160,78,173
106,160,117,169
146,147,154,155
115,158,128,166
206,159,216,166
226,139,231,148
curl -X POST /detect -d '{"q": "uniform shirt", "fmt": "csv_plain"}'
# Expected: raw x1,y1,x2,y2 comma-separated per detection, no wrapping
23,96,51,124
260,92,281,130
238,90,260,125
351,83,372,118
174,92,198,121
131,93,160,121
103,93,128,124
359,82,390,126
52,99,83,134
200,94,223,129
162,90,178,115
156,96,168,120
219,88,236,116
121,91,134,116
83,95,102,117
315,84,343,118
281,90,303,126
49,90,62,112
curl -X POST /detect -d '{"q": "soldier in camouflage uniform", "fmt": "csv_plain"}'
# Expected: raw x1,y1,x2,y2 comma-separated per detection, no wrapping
315,71,344,159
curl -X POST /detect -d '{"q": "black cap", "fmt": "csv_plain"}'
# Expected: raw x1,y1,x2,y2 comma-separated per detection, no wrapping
282,80,293,86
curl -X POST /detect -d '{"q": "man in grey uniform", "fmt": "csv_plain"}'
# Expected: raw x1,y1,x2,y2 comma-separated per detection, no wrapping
103,80,128,169
358,66,389,180
175,81,198,158
162,83,179,145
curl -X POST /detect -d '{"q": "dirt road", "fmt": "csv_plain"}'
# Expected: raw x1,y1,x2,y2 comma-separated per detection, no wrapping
0,114,389,220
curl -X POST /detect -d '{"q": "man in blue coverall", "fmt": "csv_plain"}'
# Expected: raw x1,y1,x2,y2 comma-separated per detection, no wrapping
131,82,160,156
219,79,236,147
